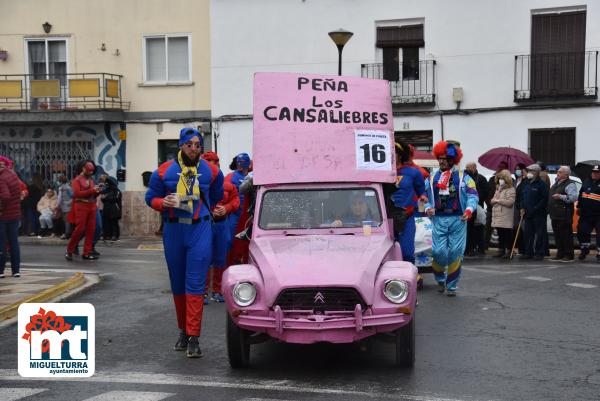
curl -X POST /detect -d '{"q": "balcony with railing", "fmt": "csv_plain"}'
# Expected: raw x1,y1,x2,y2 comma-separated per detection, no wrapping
361,60,436,106
514,51,598,102
0,72,129,112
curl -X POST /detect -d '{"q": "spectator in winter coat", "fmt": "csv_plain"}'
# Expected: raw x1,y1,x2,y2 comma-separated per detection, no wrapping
485,161,509,249
0,157,23,277
519,164,548,260
465,162,489,256
37,188,59,237
101,177,122,241
57,175,73,239
490,170,516,258
24,175,44,236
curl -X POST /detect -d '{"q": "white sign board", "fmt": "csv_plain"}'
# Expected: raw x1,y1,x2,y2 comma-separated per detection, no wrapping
354,130,392,171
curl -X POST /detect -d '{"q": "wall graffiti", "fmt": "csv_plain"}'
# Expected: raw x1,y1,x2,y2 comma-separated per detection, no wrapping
0,122,126,188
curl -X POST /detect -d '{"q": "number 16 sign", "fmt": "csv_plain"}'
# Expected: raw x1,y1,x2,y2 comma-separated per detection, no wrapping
355,130,392,171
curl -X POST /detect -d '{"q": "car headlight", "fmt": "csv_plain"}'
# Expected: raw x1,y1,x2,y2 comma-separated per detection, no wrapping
383,280,409,304
232,282,256,307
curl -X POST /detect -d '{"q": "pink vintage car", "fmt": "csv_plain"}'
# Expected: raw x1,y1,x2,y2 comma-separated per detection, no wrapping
222,72,418,368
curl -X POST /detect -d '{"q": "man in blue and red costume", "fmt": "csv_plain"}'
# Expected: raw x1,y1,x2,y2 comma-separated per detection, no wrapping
226,153,251,265
423,140,478,296
201,151,240,303
385,141,427,265
145,128,224,357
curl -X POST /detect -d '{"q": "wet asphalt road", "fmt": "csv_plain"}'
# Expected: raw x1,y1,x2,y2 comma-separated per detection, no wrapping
1,242,600,401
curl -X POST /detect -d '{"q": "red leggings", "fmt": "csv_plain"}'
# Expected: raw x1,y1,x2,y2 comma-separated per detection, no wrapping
67,203,96,255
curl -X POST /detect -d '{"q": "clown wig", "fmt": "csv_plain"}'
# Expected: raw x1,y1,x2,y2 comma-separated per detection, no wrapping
432,140,463,164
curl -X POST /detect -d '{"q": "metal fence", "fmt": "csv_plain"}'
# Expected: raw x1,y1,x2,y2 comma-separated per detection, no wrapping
361,60,436,105
0,72,129,112
514,51,598,101
0,141,93,187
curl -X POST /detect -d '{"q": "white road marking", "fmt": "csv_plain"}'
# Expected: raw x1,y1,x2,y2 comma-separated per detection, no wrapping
0,369,469,401
462,267,522,275
0,387,47,401
586,275,600,279
524,276,552,282
82,391,175,401
566,283,597,289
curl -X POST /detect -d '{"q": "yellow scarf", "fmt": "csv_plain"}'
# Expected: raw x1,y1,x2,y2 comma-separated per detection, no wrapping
176,150,201,211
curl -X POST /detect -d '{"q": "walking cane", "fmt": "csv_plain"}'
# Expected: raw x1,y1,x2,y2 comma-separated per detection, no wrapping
510,214,524,260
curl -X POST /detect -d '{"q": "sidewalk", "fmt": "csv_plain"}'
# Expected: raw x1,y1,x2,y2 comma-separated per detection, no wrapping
0,270,99,323
18,235,164,251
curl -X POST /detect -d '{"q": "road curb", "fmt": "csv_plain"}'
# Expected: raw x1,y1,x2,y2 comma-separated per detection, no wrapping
0,272,85,321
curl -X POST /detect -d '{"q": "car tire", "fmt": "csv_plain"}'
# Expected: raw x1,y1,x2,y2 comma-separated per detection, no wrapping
394,313,415,368
226,312,251,368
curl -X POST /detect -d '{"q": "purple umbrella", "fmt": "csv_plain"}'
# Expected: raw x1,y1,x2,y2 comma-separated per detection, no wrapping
478,147,534,172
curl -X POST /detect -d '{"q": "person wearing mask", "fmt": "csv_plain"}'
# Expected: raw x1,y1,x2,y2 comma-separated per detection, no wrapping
101,177,122,241
384,141,426,266
490,170,516,258
485,161,509,249
37,188,59,237
464,162,489,256
512,163,527,255
423,141,479,296
65,160,101,261
519,164,549,260
145,128,224,358
201,151,239,303
548,166,578,262
57,175,73,239
0,156,23,278
577,165,600,263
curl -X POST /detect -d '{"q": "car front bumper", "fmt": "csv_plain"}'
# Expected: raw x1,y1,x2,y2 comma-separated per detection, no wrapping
232,304,413,344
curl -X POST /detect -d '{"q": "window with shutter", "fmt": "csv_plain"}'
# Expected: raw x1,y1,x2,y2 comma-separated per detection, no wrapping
529,128,576,166
530,11,586,97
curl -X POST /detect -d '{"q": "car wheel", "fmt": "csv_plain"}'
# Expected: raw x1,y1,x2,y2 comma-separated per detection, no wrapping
226,312,250,368
394,313,415,368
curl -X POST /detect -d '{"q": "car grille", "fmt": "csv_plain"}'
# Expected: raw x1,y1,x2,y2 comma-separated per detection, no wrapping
274,287,366,312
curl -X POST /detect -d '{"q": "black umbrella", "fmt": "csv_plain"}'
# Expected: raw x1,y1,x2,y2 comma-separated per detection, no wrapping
572,160,600,179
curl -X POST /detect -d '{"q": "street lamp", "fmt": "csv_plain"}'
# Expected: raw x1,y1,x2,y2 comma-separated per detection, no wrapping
328,28,353,76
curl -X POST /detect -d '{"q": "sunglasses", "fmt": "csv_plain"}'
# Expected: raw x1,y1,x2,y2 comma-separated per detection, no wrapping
184,142,202,149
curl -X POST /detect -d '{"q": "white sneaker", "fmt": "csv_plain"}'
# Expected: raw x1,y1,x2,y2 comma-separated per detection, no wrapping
0,273,5,278
12,273,20,277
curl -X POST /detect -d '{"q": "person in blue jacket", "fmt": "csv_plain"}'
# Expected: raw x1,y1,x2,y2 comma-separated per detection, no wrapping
424,141,478,296
386,141,427,265
518,163,549,260
145,128,224,358
225,153,251,238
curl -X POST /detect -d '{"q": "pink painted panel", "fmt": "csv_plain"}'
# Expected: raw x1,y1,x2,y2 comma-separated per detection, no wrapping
253,72,395,185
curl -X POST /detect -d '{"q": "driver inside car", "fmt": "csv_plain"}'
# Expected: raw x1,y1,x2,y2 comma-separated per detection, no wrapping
332,193,379,227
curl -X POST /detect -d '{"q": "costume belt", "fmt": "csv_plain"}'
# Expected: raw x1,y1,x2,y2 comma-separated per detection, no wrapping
166,215,210,225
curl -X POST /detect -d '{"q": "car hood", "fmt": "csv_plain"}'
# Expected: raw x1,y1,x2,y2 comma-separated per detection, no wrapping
250,234,393,304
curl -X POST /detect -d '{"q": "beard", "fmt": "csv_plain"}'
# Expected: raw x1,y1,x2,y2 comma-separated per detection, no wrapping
181,151,200,167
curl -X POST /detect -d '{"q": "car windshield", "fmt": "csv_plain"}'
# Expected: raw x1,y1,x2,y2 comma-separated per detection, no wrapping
259,188,382,230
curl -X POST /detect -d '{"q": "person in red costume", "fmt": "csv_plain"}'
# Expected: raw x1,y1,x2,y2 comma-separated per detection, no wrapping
65,160,101,261
201,151,240,303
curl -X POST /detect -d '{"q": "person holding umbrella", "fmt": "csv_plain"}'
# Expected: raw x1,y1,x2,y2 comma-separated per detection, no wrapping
577,164,600,263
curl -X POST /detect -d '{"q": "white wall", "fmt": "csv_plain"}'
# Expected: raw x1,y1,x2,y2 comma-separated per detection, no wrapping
211,0,600,171
212,0,600,117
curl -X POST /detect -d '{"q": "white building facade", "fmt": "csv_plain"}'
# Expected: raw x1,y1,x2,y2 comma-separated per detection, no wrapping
211,0,599,174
